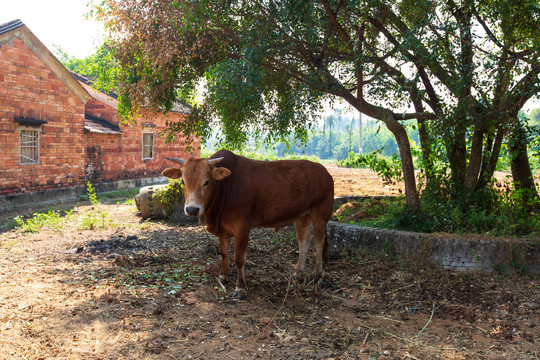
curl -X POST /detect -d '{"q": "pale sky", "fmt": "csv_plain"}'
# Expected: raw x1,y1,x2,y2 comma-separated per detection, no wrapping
1,0,104,58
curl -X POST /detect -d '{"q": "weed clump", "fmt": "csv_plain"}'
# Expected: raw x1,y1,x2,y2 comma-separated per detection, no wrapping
14,209,74,233
79,182,110,230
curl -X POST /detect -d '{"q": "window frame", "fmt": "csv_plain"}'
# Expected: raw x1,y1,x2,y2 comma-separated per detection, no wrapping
19,126,41,165
142,131,154,160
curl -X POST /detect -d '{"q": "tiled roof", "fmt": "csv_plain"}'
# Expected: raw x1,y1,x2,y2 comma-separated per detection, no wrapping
84,114,123,135
170,100,192,114
71,72,118,101
78,80,119,110
0,19,23,36
70,71,192,115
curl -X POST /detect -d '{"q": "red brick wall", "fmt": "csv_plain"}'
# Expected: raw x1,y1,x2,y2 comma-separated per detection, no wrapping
85,104,200,183
86,98,118,124
0,38,87,196
0,37,199,197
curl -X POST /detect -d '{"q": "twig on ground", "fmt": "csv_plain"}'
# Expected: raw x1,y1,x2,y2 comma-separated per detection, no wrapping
367,313,405,324
358,323,411,343
474,324,487,333
362,331,370,345
403,352,421,360
415,302,435,338
255,272,291,339
6,304,34,321
216,277,227,292
383,283,416,295
115,265,128,325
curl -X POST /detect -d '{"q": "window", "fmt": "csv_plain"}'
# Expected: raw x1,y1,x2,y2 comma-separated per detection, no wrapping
142,132,154,159
19,128,40,164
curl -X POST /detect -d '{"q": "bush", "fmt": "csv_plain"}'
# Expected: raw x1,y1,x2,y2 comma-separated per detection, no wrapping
339,150,402,184
346,174,540,238
153,179,184,218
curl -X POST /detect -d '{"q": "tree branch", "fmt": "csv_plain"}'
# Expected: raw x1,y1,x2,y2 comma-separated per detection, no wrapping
319,0,352,50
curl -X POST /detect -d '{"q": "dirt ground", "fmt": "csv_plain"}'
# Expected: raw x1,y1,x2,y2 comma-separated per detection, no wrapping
0,167,538,360
327,165,405,197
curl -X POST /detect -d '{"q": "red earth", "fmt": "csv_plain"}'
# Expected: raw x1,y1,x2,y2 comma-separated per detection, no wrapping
0,166,537,359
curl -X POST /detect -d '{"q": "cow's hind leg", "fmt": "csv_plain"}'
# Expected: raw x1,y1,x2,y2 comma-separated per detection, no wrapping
218,235,232,284
293,215,312,275
312,219,329,273
231,228,250,300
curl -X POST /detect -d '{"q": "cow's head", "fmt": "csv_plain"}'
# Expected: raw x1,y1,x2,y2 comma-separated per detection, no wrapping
162,156,231,217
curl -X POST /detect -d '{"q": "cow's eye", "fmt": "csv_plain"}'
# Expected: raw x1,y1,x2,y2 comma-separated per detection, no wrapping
181,179,185,185
203,179,209,187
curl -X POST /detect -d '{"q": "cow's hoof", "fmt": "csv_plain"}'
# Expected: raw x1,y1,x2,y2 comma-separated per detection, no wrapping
314,269,327,280
218,275,228,284
292,263,305,279
232,289,247,300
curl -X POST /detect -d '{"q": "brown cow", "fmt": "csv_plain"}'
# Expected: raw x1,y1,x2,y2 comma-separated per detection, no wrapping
162,149,334,300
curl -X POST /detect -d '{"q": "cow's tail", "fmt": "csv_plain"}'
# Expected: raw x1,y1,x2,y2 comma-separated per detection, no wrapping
323,229,330,265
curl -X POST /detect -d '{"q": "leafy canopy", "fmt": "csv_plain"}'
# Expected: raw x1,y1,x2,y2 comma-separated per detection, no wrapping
91,0,540,213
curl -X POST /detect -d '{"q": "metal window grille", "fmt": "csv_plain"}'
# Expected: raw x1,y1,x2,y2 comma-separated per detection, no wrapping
20,129,39,164
143,132,154,159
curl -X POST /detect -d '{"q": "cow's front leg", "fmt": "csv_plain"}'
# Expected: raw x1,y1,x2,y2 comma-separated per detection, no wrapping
218,235,232,284
231,229,249,300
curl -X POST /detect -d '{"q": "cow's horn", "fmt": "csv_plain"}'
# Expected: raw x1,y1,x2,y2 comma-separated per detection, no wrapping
208,157,224,165
165,157,185,165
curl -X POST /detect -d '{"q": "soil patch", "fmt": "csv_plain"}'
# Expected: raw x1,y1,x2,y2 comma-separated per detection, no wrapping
0,167,538,359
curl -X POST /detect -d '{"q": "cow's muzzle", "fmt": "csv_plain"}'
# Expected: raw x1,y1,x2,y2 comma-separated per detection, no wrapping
185,206,201,217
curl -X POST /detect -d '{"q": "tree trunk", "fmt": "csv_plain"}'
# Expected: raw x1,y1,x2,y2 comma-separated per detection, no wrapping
478,125,505,189
508,122,538,202
411,85,433,182
451,120,468,189
416,119,432,177
464,124,484,191
383,114,419,212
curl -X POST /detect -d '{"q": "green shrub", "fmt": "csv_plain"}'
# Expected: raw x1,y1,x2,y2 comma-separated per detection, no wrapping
347,176,540,238
339,150,403,184
153,179,184,218
338,151,368,168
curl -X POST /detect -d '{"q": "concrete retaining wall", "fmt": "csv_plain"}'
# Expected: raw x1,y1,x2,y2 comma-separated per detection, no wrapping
0,176,167,211
327,221,540,275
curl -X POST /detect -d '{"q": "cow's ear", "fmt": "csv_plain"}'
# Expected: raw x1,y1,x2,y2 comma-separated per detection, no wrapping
213,167,231,181
162,167,183,179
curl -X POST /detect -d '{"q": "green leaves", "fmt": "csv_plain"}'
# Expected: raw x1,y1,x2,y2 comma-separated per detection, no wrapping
338,149,403,184
14,209,74,233
153,179,184,218
56,43,120,95
88,0,540,211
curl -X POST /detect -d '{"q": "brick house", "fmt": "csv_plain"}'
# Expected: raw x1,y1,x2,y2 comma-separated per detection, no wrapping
0,19,198,207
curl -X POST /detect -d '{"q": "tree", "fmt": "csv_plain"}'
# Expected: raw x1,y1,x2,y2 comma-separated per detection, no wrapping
55,44,119,95
93,0,540,212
